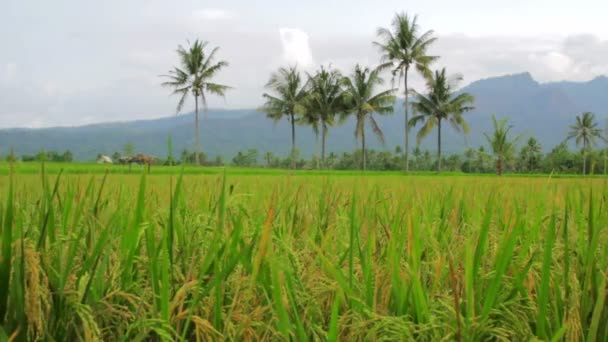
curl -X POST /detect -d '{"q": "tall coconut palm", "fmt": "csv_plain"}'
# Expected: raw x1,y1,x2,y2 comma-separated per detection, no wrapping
375,12,438,172
342,65,396,170
484,115,521,176
162,40,230,165
304,66,345,168
259,66,308,169
567,112,605,174
409,68,475,172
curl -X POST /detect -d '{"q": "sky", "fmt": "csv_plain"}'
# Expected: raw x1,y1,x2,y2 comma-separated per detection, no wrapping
1,0,608,128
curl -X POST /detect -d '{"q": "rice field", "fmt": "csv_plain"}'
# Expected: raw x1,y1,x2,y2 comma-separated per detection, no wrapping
0,164,607,341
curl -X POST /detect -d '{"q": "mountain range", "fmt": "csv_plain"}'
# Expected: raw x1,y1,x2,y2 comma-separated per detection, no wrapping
1,72,607,161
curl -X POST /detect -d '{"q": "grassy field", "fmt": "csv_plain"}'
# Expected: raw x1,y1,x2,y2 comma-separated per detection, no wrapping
0,163,607,340
1,161,606,178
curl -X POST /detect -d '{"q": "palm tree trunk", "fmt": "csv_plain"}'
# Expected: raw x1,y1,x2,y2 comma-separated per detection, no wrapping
582,140,587,175
362,125,366,171
437,119,442,172
194,96,201,166
404,67,410,173
497,157,502,176
321,124,327,169
290,112,296,169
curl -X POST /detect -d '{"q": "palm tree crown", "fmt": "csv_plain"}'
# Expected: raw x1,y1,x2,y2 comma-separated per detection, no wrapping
375,12,438,172
484,115,520,176
567,112,605,174
161,39,230,165
303,66,345,168
342,65,396,170
409,68,475,171
259,66,308,168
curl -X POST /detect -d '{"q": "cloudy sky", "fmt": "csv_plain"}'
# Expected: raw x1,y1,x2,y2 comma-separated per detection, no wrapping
1,0,608,128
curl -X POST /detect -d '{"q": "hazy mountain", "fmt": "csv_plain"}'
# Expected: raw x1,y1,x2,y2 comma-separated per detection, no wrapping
1,72,607,161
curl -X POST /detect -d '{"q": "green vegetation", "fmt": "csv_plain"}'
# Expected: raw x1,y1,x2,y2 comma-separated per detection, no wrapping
375,12,438,172
341,65,396,171
162,39,231,165
2,9,608,340
410,68,475,171
484,115,521,176
260,66,309,169
567,112,606,175
1,165,607,340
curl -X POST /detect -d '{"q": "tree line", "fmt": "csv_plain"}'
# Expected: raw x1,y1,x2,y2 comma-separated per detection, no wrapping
4,149,74,163
221,142,608,175
161,12,607,175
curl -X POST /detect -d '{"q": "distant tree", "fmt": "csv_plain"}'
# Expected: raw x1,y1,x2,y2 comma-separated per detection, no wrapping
162,39,230,165
37,150,47,162
214,155,224,166
181,149,190,163
601,148,608,176
5,149,17,163
123,143,135,157
409,68,475,171
444,154,462,171
475,146,492,173
567,112,605,175
303,66,345,168
412,146,422,170
264,151,276,168
342,64,396,170
111,152,121,162
484,115,520,176
22,154,36,162
62,150,73,162
463,148,476,173
394,145,402,155
326,152,338,169
519,137,542,172
375,12,437,172
232,149,258,167
260,66,308,169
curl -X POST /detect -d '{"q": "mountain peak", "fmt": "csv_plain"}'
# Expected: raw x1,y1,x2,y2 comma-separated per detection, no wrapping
478,71,537,85
463,72,539,94
589,74,608,83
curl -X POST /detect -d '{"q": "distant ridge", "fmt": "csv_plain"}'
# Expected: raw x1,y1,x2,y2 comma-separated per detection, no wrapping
1,73,607,160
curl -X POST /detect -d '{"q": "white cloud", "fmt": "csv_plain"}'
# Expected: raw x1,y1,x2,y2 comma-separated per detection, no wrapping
1,63,17,84
193,8,234,21
527,51,573,80
279,28,314,67
542,52,572,73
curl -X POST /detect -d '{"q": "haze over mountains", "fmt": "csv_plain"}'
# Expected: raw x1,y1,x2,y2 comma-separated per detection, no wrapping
1,72,607,161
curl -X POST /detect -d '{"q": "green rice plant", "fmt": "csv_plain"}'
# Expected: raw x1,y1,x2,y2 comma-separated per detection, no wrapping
0,166,607,340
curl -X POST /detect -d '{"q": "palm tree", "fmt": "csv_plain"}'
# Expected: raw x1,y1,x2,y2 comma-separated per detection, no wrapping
162,40,230,165
567,112,605,175
409,68,475,172
304,66,345,168
484,115,520,176
375,12,438,172
520,137,542,172
342,65,396,170
259,66,308,169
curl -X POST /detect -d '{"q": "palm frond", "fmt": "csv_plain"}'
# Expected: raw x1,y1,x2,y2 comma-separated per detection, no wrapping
368,115,385,145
